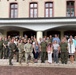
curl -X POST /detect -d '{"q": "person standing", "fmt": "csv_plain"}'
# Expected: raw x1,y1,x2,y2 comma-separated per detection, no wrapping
52,34,60,44
34,41,40,63
60,38,68,64
40,38,47,63
68,35,74,43
9,39,18,65
3,37,8,59
24,39,33,64
18,39,25,64
73,36,76,61
68,39,75,63
52,40,60,63
47,42,53,64
0,37,3,59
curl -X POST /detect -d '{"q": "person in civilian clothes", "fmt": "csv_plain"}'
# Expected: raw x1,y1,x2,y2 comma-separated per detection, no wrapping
52,40,60,63
68,39,75,63
47,42,53,64
34,41,40,63
73,36,76,61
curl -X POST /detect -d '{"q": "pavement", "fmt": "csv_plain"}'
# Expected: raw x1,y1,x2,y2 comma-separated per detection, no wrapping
0,59,76,75
0,59,76,68
0,66,76,75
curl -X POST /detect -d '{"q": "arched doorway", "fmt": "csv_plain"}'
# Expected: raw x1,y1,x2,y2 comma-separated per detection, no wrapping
64,30,76,38
7,31,20,38
44,30,60,38
23,31,36,38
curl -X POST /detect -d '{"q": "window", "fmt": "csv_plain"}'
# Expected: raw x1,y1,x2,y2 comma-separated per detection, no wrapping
30,3,38,18
67,1,75,17
10,3,18,18
45,2,53,17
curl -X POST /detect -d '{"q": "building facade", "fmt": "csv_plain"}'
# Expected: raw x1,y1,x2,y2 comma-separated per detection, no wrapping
0,0,76,41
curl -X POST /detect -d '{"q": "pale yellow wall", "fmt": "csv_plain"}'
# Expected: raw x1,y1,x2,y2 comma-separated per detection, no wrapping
54,0,66,17
0,0,9,18
0,0,67,18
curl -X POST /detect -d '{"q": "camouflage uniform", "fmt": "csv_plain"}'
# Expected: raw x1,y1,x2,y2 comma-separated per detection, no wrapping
3,40,8,59
9,42,19,65
60,42,68,64
0,40,3,59
40,41,47,63
18,43,25,64
24,43,33,63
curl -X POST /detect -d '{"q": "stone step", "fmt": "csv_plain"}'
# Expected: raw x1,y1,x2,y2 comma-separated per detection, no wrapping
0,59,76,68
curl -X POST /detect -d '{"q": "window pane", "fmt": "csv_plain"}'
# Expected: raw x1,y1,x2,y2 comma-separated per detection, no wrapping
71,12,74,17
34,14,37,17
46,14,48,17
30,9,33,17
11,4,14,8
46,9,48,17
34,4,37,7
67,11,70,17
71,2,74,6
34,9,37,17
15,10,18,18
71,8,74,17
49,3,53,7
30,4,33,8
30,9,33,14
71,8,74,12
66,12,70,17
67,8,70,12
50,9,52,17
45,3,49,7
34,9,37,14
11,10,14,18
15,4,18,8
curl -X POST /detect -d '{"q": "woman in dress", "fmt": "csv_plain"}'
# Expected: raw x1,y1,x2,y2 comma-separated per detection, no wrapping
47,42,53,64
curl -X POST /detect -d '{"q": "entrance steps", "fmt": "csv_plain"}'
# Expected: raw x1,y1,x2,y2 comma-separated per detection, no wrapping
0,59,76,68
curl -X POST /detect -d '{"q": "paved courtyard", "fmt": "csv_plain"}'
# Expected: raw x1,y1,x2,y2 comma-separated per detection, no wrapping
0,59,76,75
0,59,76,68
0,66,76,75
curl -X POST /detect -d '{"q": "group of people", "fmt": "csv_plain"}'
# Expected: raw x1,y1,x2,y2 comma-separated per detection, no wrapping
0,34,76,65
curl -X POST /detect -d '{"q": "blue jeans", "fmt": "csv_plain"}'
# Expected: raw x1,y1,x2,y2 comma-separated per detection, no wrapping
34,52,39,59
53,50,59,63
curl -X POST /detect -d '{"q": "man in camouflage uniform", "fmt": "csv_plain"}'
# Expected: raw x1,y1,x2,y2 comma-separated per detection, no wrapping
3,37,8,59
0,37,3,59
40,38,47,63
9,39,19,65
18,39,25,64
60,38,68,64
24,39,33,63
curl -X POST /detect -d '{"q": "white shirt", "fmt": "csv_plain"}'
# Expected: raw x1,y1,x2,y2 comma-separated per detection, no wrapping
53,44,59,50
68,43,75,54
